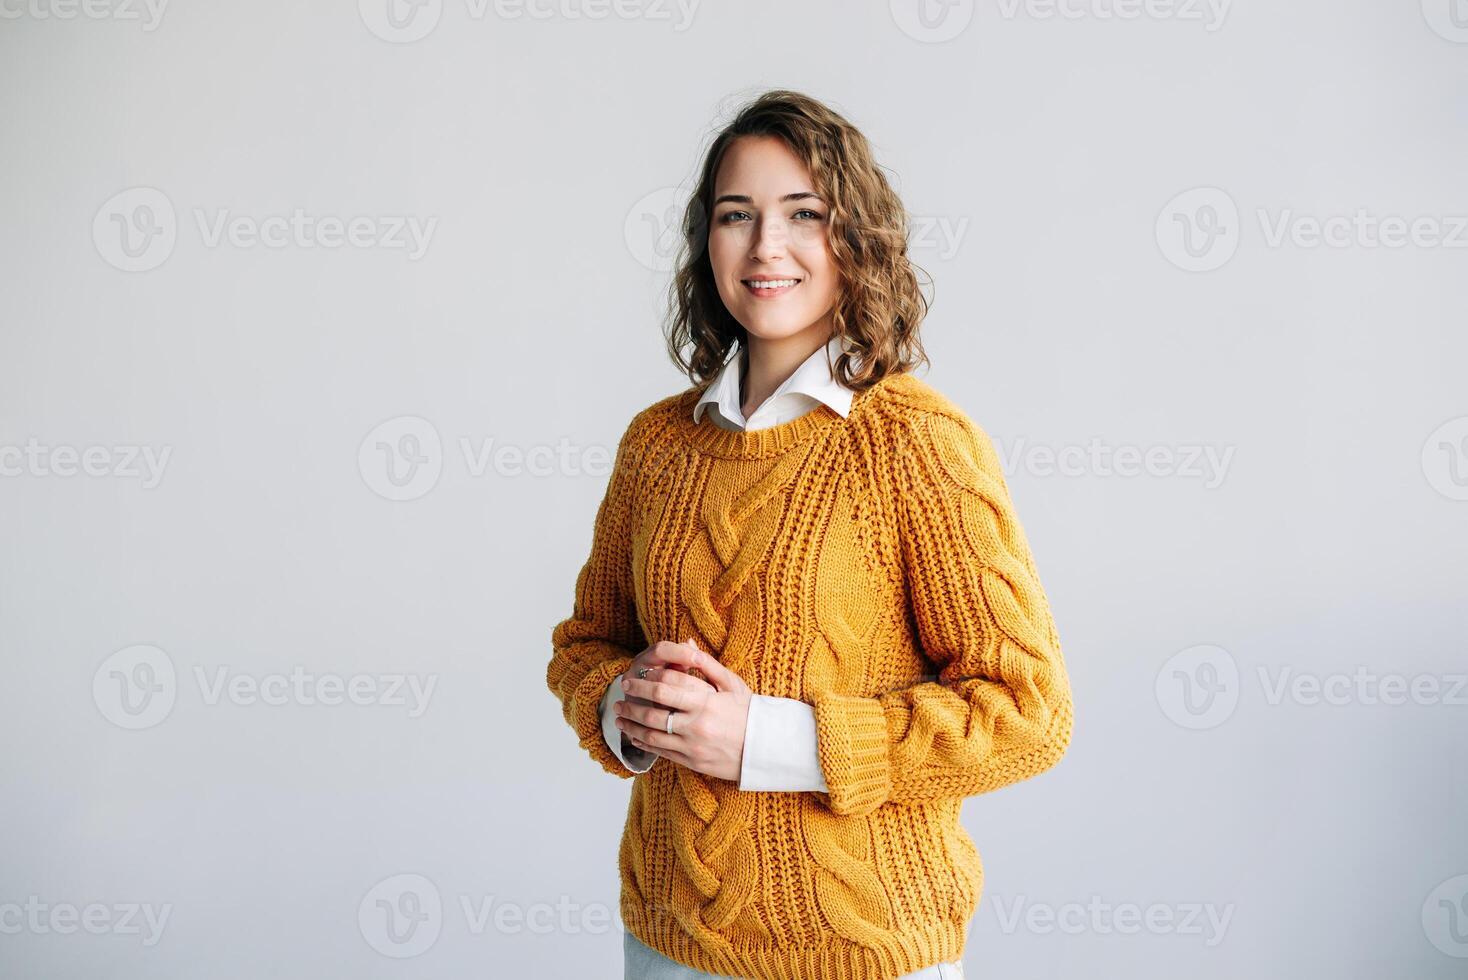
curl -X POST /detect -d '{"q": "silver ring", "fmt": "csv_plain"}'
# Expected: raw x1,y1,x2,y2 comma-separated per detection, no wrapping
637,666,652,679
665,710,677,735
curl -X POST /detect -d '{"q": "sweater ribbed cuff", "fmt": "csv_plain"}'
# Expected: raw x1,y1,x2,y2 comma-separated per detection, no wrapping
573,654,636,778
812,693,892,815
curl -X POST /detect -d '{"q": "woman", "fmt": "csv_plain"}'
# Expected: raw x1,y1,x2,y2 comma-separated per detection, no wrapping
547,89,1073,980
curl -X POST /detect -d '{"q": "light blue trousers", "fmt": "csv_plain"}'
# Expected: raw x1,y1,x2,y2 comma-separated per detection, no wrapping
623,929,966,980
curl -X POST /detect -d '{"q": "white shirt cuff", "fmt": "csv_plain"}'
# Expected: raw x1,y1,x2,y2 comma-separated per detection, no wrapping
599,676,656,773
739,694,829,792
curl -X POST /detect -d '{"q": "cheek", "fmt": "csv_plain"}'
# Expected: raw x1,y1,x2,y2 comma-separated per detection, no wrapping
794,240,835,280
706,236,738,299
710,239,750,294
799,255,840,304
708,224,748,264
806,282,838,315
706,234,728,273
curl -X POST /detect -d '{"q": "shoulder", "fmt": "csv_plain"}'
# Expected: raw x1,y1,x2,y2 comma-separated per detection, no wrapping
610,385,699,473
860,372,1001,474
606,384,691,441
857,369,1009,489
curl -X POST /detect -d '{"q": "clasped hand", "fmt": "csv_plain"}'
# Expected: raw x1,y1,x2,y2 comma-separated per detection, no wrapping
614,639,751,783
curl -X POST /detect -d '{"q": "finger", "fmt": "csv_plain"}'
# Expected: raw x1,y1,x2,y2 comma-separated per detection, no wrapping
642,639,700,671
630,734,694,769
618,682,700,724
623,665,701,709
657,668,715,694
623,664,691,690
619,665,682,708
680,639,745,693
633,661,690,680
622,668,711,708
618,713,680,751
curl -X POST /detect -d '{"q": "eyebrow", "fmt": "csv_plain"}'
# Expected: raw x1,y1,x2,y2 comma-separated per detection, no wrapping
712,191,824,207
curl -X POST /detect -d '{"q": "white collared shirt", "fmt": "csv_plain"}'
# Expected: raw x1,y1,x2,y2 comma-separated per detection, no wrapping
692,331,854,431
599,333,854,791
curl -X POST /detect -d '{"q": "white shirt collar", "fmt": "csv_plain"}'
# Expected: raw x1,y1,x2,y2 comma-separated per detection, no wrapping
693,333,855,427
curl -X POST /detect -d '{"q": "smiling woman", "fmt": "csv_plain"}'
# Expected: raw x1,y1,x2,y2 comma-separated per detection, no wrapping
547,89,1070,980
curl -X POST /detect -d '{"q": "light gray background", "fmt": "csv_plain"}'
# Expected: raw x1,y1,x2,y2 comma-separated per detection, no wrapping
2,2,1465,978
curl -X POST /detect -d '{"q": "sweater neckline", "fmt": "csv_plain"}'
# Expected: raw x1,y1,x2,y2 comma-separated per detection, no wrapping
674,372,899,460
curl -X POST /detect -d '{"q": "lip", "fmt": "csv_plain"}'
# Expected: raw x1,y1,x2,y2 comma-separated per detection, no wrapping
741,276,802,299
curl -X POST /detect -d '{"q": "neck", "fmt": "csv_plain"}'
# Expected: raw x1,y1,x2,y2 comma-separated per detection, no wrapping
739,321,834,421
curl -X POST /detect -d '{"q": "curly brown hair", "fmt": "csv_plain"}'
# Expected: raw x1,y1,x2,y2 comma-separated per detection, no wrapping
662,89,932,392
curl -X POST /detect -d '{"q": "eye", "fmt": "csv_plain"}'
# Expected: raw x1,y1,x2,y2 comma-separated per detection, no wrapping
794,209,825,221
718,210,751,224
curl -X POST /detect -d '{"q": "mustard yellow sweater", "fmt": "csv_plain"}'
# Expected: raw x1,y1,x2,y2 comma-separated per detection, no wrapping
547,370,1073,980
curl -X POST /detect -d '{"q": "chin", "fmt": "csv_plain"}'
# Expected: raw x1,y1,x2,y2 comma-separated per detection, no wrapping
743,312,818,337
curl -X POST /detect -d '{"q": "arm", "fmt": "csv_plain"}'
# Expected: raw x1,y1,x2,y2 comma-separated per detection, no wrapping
810,409,1073,815
546,414,651,779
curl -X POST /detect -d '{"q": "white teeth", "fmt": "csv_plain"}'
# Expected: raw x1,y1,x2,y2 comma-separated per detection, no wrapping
746,279,798,289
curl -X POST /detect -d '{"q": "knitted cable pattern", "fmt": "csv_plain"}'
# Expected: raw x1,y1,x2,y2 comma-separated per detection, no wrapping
547,371,1073,980
666,450,815,953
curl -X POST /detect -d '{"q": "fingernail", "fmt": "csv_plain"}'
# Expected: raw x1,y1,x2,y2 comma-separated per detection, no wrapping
621,677,630,689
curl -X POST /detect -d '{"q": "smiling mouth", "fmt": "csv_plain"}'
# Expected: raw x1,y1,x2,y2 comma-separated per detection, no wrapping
741,278,802,296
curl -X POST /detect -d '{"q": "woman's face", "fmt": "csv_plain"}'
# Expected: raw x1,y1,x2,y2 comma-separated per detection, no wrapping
707,135,840,345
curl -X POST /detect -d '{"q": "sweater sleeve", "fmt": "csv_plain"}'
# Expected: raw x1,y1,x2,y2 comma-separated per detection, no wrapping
546,414,650,779
810,409,1073,815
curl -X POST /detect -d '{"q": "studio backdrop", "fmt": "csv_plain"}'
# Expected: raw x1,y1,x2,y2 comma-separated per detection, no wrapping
1,3,1464,979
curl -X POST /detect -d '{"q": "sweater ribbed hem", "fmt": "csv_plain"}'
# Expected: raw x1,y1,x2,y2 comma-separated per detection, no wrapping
620,894,971,980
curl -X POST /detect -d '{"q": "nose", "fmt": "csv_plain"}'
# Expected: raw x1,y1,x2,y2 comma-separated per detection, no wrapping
749,214,788,261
